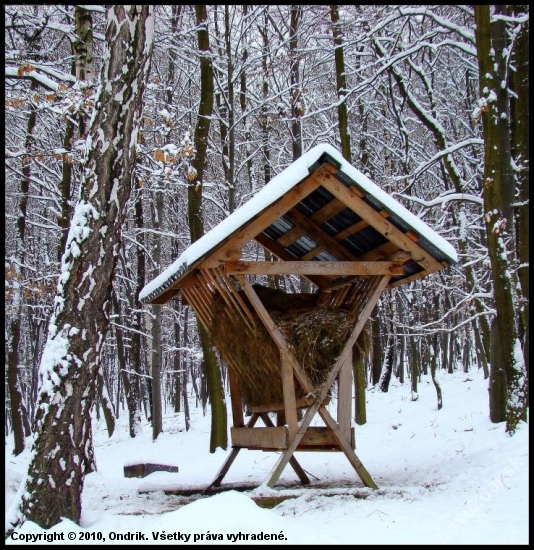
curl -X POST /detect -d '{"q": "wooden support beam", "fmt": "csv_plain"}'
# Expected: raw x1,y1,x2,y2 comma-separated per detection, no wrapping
337,348,353,441
199,173,324,270
228,369,244,428
283,208,356,261
237,274,387,490
320,176,444,274
253,232,329,288
231,426,288,449
225,260,404,276
263,275,389,489
207,414,259,489
259,413,310,485
281,352,298,440
248,395,331,414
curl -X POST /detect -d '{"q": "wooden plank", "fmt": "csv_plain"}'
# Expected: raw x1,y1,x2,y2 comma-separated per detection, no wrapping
228,369,244,428
214,267,258,327
254,232,329,288
225,260,404,276
333,218,370,242
277,224,307,247
248,395,331,414
281,352,298,440
311,197,348,223
259,413,310,485
231,426,288,449
182,289,212,335
337,348,353,441
299,427,337,447
200,174,324,270
265,275,389,489
207,414,259,488
284,208,356,261
320,177,444,274
300,245,325,261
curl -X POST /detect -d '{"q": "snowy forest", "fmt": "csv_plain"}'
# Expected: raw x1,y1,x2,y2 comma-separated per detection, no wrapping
4,4,529,534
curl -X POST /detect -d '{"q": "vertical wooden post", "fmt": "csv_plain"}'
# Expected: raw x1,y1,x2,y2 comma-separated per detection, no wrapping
337,347,352,441
227,369,244,428
281,352,298,440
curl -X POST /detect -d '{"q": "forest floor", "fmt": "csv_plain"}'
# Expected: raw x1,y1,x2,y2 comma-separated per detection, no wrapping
5,368,529,545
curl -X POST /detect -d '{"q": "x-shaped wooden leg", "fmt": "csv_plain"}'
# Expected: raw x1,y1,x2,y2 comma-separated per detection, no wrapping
237,274,389,489
206,413,259,490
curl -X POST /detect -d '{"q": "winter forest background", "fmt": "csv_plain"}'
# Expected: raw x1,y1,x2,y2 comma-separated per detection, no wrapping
4,5,528,534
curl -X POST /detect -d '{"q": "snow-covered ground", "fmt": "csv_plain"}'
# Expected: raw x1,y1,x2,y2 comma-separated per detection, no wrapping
5,368,529,545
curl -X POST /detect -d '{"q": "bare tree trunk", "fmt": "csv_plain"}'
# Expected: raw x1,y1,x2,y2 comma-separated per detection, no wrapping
379,337,394,393
188,4,227,452
474,5,528,433
330,5,352,162
239,4,253,190
6,6,154,531
509,5,529,382
149,185,164,439
430,334,443,410
409,334,419,400
7,76,38,455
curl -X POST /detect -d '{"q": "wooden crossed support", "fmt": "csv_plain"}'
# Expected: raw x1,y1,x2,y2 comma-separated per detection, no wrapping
207,272,389,491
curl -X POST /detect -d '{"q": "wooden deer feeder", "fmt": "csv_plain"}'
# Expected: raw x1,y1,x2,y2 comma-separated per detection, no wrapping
140,144,457,490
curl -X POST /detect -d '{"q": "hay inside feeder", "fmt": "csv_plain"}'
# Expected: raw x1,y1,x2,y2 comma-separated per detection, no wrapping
210,285,368,409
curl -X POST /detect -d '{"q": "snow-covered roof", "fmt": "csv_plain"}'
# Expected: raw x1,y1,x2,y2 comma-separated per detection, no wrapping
140,143,457,304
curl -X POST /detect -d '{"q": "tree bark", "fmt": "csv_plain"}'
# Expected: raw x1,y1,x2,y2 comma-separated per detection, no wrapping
149,185,164,439
330,5,352,162
7,81,36,455
188,4,227,452
509,5,529,381
6,5,154,531
474,5,528,433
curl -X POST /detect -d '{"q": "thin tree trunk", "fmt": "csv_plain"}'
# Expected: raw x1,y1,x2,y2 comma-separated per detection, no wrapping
430,334,443,410
330,5,352,162
410,335,419,400
379,338,394,393
7,76,38,455
239,4,253,190
150,185,164,439
188,4,227,452
181,306,191,431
